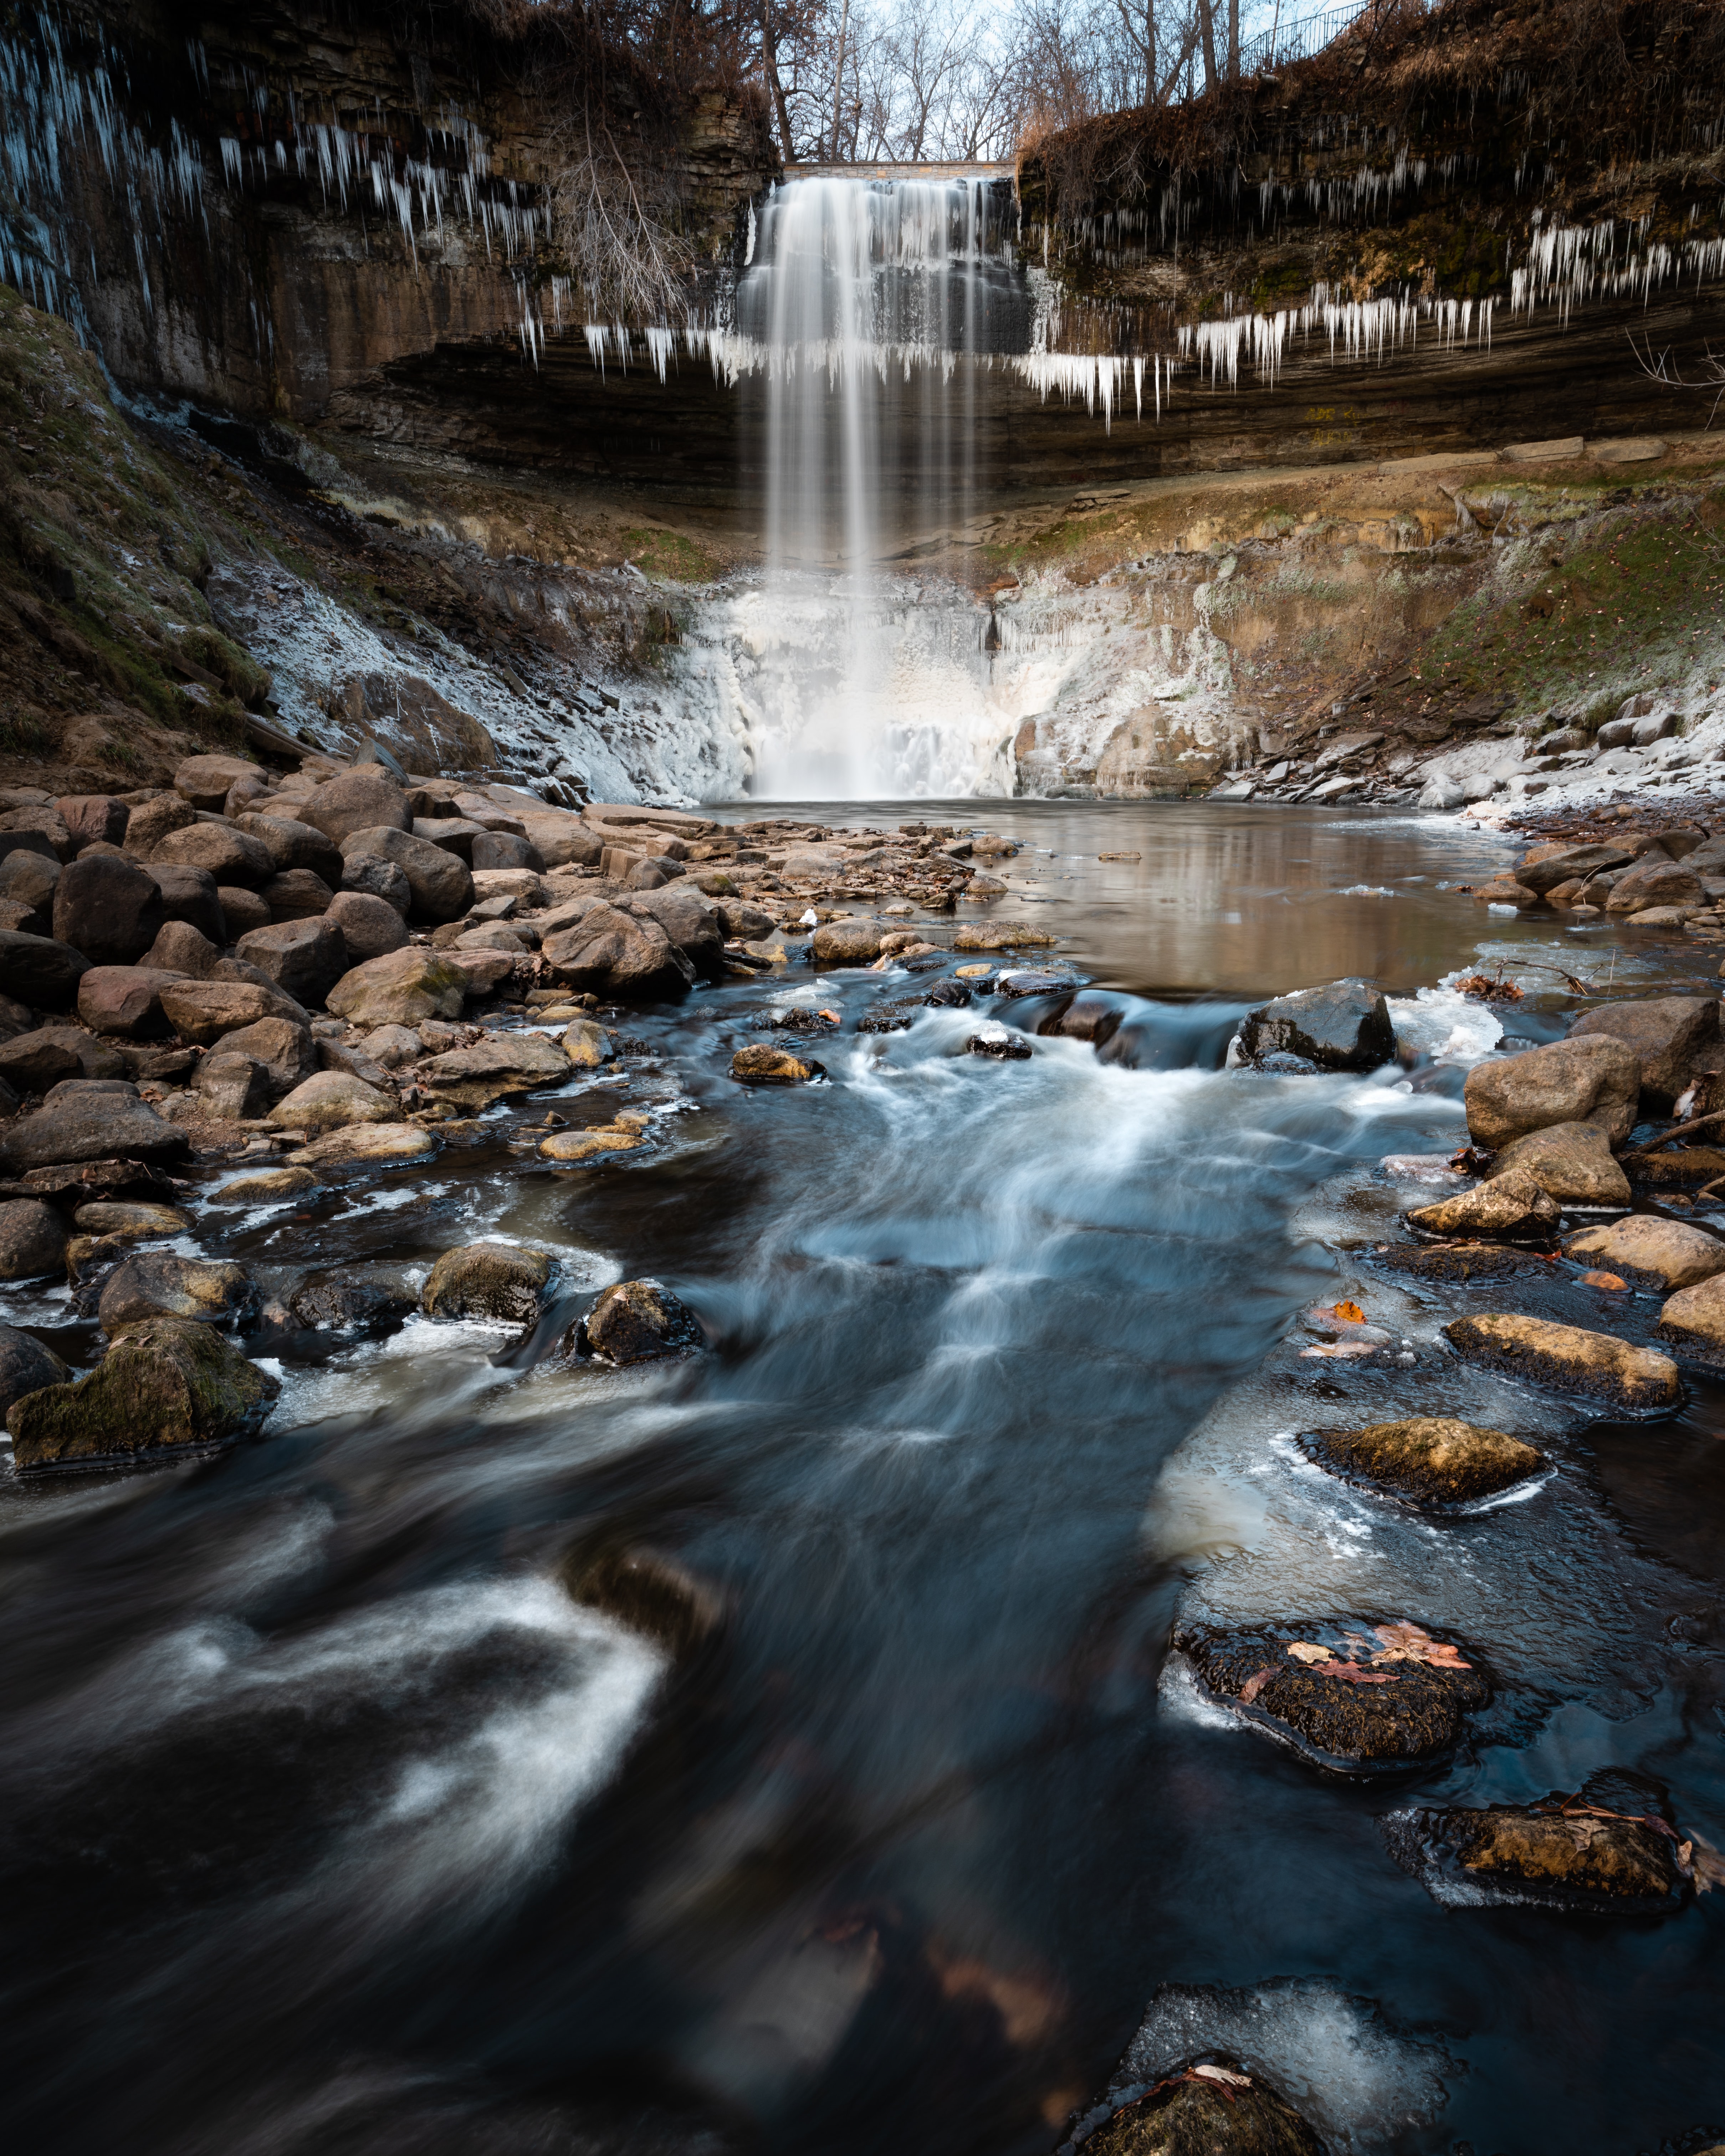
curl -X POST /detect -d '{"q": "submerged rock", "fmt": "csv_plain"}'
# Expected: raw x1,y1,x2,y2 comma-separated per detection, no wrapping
573,1278,704,1364
857,998,922,1034
1406,1168,1558,1239
421,1242,553,1324
1302,1416,1543,1508
1176,1617,1490,1771
1564,1214,1725,1290
538,1125,643,1162
209,1163,322,1204
966,1030,1033,1060
1485,1120,1631,1206
1075,2062,1324,2156
952,921,1054,950
6,1316,278,1471
731,1043,822,1085
1237,979,1395,1072
1443,1312,1679,1411
565,1541,727,1657
1463,1034,1640,1149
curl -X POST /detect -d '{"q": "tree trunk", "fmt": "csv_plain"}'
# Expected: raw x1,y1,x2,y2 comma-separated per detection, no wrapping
830,0,851,162
1228,0,1240,81
1196,0,1220,94
761,0,793,162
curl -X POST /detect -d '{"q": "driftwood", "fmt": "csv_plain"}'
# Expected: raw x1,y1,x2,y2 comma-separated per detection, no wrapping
1623,1105,1725,1159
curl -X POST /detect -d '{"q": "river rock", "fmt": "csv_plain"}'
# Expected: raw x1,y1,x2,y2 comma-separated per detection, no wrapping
1566,995,1720,1106
140,919,221,979
74,1200,191,1240
210,1163,322,1204
234,918,348,1004
0,1198,68,1279
422,1242,554,1323
716,899,778,940
323,889,408,962
812,917,884,965
268,1071,396,1133
340,853,413,915
0,1028,85,1093
1655,1269,1725,1354
1515,840,1636,895
214,1015,318,1099
286,1268,417,1332
339,825,473,922
538,1126,642,1161
574,1278,703,1363
0,928,89,1008
0,848,59,915
628,886,725,974
50,852,165,967
1602,856,1704,915
150,821,275,889
159,978,309,1045
6,1315,277,1471
97,1253,255,1332
0,1322,71,1420
1486,1120,1631,1205
1464,1033,1640,1148
1565,1214,1725,1290
74,967,180,1041
260,867,336,923
1304,1415,1542,1507
561,1018,613,1067
1237,978,1396,1071
418,1031,571,1109
731,1042,821,1085
299,770,412,846
326,948,466,1026
292,1121,439,1168
1175,1616,1489,1770
541,903,693,998
0,1091,189,1173
952,921,1055,950
1079,2063,1324,2156
967,1030,1033,1059
1443,1312,1680,1409
1406,1166,1559,1238
237,813,345,880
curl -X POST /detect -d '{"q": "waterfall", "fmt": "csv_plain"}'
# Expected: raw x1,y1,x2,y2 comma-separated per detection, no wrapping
734,174,1020,798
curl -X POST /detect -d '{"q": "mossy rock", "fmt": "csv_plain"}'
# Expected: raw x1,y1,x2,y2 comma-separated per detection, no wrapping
1081,2061,1324,2156
1301,1416,1543,1509
6,1316,278,1471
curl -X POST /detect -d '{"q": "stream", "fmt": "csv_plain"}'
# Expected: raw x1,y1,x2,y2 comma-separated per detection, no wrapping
0,802,1720,2156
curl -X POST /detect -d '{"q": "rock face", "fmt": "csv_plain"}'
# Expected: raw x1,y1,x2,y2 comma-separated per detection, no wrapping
731,1042,821,1085
0,928,89,1007
1485,1120,1632,1205
97,1254,255,1332
1567,996,1720,1105
1464,1035,1640,1148
0,1322,72,1420
300,772,413,846
0,1093,189,1172
6,1316,278,1471
1444,1312,1680,1410
1078,2065,1325,2156
1565,1215,1725,1290
1406,1167,1559,1239
1176,1617,1489,1770
341,825,475,921
1304,1416,1543,1507
0,1198,69,1280
575,1279,704,1363
326,948,466,1025
542,903,693,997
421,1242,554,1323
269,1071,396,1132
419,1031,572,1108
51,853,165,966
1237,979,1396,1071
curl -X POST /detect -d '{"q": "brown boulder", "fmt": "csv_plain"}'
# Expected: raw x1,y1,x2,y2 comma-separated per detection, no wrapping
97,1253,255,1332
151,821,275,888
1603,857,1704,915
173,753,259,811
1079,2063,1324,2156
215,1015,318,1097
0,848,59,918
140,920,221,978
0,929,88,1009
1566,995,1720,1106
542,903,693,997
159,978,309,1045
324,890,408,962
262,867,335,922
1656,1271,1725,1354
300,771,413,846
418,1032,572,1109
56,794,129,852
1386,1776,1691,1914
1444,1312,1680,1410
1486,1121,1632,1206
144,862,226,944
0,1091,187,1173
325,948,466,1026
1303,1416,1542,1507
0,805,72,860
6,1315,277,1471
731,1042,821,1085
122,793,195,856
76,967,183,1041
339,825,474,922
0,1028,85,1093
193,1053,272,1121
51,854,165,966
0,1198,69,1280
574,1278,703,1363
812,917,884,966
236,813,345,880
1406,1167,1558,1239
1565,1214,1725,1290
1464,1034,1641,1149
0,1322,71,1421
421,1242,554,1323
235,917,348,1004
268,1071,396,1133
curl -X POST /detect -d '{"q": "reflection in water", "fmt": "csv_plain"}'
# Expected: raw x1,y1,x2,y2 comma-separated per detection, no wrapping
0,805,1721,2156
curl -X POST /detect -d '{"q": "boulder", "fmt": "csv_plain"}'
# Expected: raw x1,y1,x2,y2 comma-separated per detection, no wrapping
236,813,345,880
561,1018,613,1068
812,917,884,966
7,1315,277,1471
1079,2062,1324,2156
150,821,275,888
1602,857,1704,915
144,862,226,944
122,792,195,858
470,869,550,910
299,770,413,846
1384,1775,1691,1915
0,1198,68,1280
1443,1312,1680,1410
1515,840,1636,895
1464,1034,1641,1148
286,1269,416,1332
216,885,271,938
422,1242,554,1323
210,1162,322,1204
339,825,473,922
1486,1121,1631,1205
262,868,336,922
471,830,544,873
1406,1167,1559,1239
97,1253,255,1332
74,1200,191,1240
76,966,182,1041
951,920,1055,951
0,928,88,1009
0,848,60,915
730,1043,821,1085
628,887,725,975
292,1121,439,1168
574,1279,703,1363
411,815,488,861
542,903,694,998
418,1031,572,1109
0,1322,71,1420
235,917,348,1004
174,753,259,811
1176,1616,1489,1769
716,899,778,941
56,794,130,852
442,949,515,1000
0,1028,84,1093
159,977,309,1045
1655,1271,1725,1354
359,1024,422,1069
214,1015,318,1098
326,948,467,1026
1565,1214,1725,1290
1566,996,1720,1106
324,889,408,962
48,852,164,968
339,853,413,915
1237,978,1397,1071
0,1092,189,1173
538,1126,643,1162
0,805,72,860
1303,1415,1543,1507
268,1071,396,1133
193,1053,272,1121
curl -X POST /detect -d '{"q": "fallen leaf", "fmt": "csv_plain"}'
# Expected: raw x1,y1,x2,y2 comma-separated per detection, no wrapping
1371,1621,1473,1670
1580,1269,1627,1290
1311,1660,1398,1683
1190,2065,1251,2088
1334,1299,1365,1323
1238,1665,1279,1704
1285,1642,1332,1665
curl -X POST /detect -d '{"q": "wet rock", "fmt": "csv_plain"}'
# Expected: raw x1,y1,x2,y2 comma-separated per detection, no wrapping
1076,2061,1324,2156
214,1015,318,1099
268,1071,396,1133
1464,1034,1641,1148
0,1198,68,1279
730,1042,822,1085
542,903,695,998
160,977,310,1045
0,927,89,1008
1303,1416,1543,1508
1406,1167,1558,1239
858,998,922,1034
340,826,473,922
193,1053,272,1121
1515,841,1636,895
260,867,336,923
339,852,413,915
298,770,412,847
292,1121,439,1168
0,1322,71,1419
235,918,348,1005
924,976,973,1008
1564,1214,1725,1290
74,1200,191,1240
952,921,1055,951
1237,979,1396,1072
422,1241,554,1323
419,1031,572,1109
538,1125,643,1162
0,1028,84,1093
1176,1617,1490,1771
573,1278,704,1363
812,917,884,965
287,1268,417,1332
1485,1121,1631,1206
0,1092,189,1173
561,1018,613,1067
210,1163,321,1204
75,966,181,1041
1567,995,1719,1108
1655,1270,1725,1355
97,1253,255,1332
140,918,221,978
565,1541,726,1657
1602,856,1704,915
1443,1312,1680,1410
6,1315,277,1471
326,948,468,1026
1041,990,1125,1045
995,969,1069,999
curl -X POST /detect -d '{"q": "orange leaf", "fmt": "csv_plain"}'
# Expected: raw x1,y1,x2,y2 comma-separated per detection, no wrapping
1311,1660,1398,1683
1334,1300,1365,1323
1239,1665,1279,1704
1581,1270,1627,1290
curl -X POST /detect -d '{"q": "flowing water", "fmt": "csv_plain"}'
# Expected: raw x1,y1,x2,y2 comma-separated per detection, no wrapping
2,803,1722,2156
